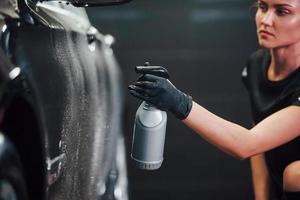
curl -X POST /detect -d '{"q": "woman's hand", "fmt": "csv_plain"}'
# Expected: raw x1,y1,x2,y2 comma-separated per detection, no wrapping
135,65,170,79
128,65,192,120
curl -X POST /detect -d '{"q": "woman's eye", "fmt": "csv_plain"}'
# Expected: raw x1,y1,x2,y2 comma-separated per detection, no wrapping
257,2,268,12
275,8,290,16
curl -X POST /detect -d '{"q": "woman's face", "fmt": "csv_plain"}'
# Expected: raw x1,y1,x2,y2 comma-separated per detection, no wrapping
256,0,300,49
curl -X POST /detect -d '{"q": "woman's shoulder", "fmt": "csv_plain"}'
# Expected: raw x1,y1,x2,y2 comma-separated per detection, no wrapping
241,49,270,88
244,49,269,77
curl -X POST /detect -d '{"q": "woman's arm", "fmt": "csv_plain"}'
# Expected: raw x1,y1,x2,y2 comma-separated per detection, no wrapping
182,101,300,159
129,68,300,159
251,154,269,200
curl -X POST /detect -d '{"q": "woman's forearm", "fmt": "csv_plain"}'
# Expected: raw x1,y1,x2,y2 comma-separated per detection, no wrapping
182,101,253,159
182,102,300,159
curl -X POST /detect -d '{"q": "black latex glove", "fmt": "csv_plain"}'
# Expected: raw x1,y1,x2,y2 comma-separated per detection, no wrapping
129,66,193,120
135,65,170,79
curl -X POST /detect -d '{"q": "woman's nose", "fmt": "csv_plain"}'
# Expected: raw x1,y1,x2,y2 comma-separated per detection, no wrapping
261,11,274,26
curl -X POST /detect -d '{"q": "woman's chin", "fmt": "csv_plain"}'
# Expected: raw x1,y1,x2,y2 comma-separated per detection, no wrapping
258,40,273,49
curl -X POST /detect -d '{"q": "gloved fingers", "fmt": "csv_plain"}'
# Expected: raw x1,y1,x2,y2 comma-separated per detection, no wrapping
135,66,170,79
128,87,150,101
129,85,157,97
136,75,147,83
135,81,157,89
136,74,162,82
135,74,152,82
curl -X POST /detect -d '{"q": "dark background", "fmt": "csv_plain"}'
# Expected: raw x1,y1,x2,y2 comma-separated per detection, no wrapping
87,0,259,199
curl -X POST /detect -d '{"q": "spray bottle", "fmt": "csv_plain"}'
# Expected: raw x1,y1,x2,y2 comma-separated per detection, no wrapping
131,101,167,170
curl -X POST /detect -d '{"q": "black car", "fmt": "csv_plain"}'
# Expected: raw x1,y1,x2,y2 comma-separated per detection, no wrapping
0,0,130,199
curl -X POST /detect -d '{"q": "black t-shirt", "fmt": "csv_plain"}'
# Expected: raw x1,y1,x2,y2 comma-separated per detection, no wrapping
242,49,300,199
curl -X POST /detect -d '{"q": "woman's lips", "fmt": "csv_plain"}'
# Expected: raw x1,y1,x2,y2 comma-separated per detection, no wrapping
259,30,275,37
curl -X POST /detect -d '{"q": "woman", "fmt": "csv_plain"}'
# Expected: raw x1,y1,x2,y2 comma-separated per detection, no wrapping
128,0,300,199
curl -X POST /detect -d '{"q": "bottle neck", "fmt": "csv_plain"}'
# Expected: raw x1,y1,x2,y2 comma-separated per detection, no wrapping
143,102,158,111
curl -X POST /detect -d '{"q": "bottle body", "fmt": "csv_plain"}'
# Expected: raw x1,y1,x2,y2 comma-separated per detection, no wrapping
131,101,167,170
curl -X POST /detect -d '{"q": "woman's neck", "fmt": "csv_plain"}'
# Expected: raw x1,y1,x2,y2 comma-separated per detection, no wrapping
269,44,300,81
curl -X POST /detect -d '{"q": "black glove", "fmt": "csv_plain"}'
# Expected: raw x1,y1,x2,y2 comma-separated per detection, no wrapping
135,65,170,79
129,66,193,120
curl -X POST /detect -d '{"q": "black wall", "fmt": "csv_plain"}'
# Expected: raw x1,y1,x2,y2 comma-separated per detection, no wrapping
87,0,258,199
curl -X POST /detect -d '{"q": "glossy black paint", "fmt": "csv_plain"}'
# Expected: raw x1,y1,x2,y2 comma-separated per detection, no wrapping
0,1,127,200
0,49,11,99
71,0,132,7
